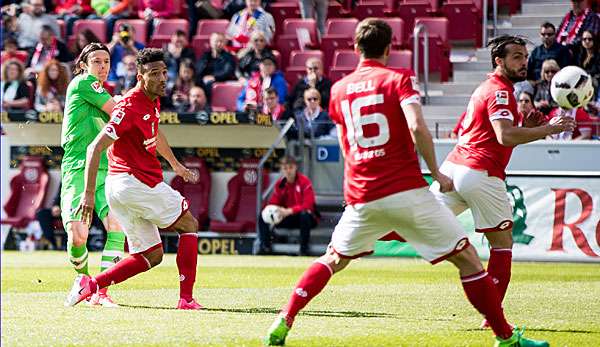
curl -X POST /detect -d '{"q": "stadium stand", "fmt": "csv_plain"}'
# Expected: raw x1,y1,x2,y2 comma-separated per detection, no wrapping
210,81,244,112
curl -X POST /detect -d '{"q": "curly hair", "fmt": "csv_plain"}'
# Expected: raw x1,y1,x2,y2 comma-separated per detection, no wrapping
1,59,25,82
136,48,165,72
37,60,69,97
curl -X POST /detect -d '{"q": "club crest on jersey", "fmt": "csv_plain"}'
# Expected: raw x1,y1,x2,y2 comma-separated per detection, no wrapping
91,81,104,93
495,90,509,105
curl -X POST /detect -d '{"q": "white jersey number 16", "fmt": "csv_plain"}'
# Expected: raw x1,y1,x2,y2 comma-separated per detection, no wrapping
341,94,390,151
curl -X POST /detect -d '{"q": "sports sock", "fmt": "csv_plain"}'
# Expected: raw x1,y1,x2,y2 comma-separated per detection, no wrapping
100,231,126,272
282,261,333,326
95,253,151,289
176,233,198,302
487,248,512,302
461,271,513,339
68,242,89,275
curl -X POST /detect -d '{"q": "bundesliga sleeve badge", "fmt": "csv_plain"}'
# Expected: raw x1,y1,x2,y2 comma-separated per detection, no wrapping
91,81,105,93
495,90,509,105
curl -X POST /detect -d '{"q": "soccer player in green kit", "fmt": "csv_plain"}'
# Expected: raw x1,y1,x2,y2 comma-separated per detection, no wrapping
61,43,125,307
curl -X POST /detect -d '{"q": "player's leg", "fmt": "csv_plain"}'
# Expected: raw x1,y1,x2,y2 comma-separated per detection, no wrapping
168,210,202,310
455,168,514,306
266,200,387,346
61,173,91,275
401,189,546,346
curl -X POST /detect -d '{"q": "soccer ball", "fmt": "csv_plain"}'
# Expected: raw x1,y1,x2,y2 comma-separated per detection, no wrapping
262,205,283,225
550,66,594,110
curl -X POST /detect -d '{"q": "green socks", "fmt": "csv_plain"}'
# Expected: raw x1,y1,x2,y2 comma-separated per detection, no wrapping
100,231,126,273
68,243,89,275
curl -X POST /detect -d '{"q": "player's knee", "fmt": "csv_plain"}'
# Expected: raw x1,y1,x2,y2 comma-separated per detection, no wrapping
70,232,87,247
145,250,163,267
448,246,483,272
318,252,350,273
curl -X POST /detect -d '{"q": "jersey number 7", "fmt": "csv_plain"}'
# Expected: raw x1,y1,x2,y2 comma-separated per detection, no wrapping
341,94,390,151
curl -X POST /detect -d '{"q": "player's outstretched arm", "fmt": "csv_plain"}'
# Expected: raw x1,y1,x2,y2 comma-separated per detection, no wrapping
402,103,454,192
77,132,116,227
491,117,576,146
156,129,197,182
101,98,117,115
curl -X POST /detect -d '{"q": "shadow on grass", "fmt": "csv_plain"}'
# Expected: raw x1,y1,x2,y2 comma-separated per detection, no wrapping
463,328,600,334
117,304,428,319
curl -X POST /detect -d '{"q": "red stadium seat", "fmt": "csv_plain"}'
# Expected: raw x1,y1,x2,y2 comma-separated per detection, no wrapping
320,18,358,71
282,18,318,46
275,36,302,71
352,1,386,20
382,0,399,16
388,50,413,70
209,159,269,233
270,2,300,37
211,82,243,112
114,19,147,45
191,36,210,57
149,19,189,47
71,19,107,43
195,19,229,37
398,0,437,35
288,50,324,68
1,157,49,230
272,49,282,70
327,1,352,18
329,50,359,82
382,17,405,48
442,0,483,46
409,17,451,82
170,157,211,230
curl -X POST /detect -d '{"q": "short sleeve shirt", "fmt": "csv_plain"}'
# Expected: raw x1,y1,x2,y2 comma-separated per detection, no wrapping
61,73,112,171
328,59,428,205
446,72,519,179
105,88,164,187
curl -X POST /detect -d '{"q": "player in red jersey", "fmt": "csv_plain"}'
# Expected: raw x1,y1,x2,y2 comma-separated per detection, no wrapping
430,35,575,328
265,20,549,347
65,48,203,310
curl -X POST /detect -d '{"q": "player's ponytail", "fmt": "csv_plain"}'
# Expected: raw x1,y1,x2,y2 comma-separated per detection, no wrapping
73,42,110,76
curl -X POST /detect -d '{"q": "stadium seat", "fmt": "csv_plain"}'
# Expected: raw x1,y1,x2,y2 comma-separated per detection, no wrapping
170,157,211,230
352,1,386,20
288,50,324,68
209,159,269,233
191,36,210,57
211,82,243,112
382,0,399,16
282,18,318,46
1,157,49,230
382,17,405,48
320,18,358,71
270,2,300,37
195,19,229,37
388,50,413,70
397,0,438,35
149,19,189,47
442,0,483,46
275,36,302,72
327,1,352,18
272,50,282,70
71,19,107,44
409,17,452,82
114,19,148,45
329,50,359,82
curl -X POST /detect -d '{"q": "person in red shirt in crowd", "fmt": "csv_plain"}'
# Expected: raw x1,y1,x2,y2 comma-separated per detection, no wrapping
55,0,94,37
430,35,574,331
265,20,550,347
255,156,317,256
65,48,203,310
547,106,595,139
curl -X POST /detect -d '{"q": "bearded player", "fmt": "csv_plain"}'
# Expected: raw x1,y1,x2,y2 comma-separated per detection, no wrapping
65,48,203,310
265,20,549,347
430,35,575,328
61,43,126,307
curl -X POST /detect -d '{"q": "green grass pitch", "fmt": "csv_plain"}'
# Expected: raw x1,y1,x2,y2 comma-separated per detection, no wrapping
2,251,600,346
